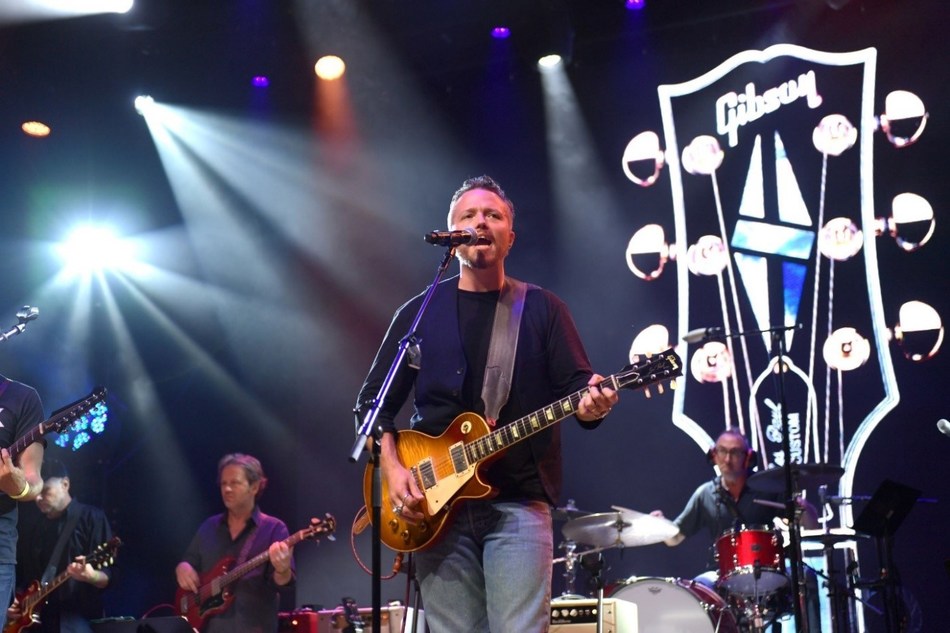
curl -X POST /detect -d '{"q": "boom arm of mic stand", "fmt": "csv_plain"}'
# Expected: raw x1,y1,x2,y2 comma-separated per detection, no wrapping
347,246,458,632
0,306,40,342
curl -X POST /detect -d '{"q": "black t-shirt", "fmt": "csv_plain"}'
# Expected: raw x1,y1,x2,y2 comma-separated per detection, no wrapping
0,375,45,565
458,290,544,500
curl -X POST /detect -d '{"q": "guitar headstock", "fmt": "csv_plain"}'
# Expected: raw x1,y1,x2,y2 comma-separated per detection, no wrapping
42,386,108,436
86,537,122,570
305,513,337,541
615,349,683,395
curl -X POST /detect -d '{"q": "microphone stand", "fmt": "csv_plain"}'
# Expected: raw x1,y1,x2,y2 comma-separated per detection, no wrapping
0,306,39,342
349,246,459,631
772,327,807,633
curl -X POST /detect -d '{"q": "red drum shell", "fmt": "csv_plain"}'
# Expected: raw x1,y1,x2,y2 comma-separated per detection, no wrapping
715,525,788,595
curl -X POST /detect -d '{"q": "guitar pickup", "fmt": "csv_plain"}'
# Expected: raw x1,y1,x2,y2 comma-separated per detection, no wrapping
416,459,436,489
449,442,468,474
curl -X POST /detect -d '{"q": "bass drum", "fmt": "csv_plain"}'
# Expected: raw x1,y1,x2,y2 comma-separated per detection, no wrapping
610,577,738,633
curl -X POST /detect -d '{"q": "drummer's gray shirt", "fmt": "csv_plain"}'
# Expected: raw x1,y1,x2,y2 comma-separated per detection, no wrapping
674,477,785,570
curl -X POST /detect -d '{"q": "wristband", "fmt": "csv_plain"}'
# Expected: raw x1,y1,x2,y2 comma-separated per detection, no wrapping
10,481,30,500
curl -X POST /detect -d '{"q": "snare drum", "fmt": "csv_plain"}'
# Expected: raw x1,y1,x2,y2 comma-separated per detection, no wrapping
716,525,787,595
610,576,738,632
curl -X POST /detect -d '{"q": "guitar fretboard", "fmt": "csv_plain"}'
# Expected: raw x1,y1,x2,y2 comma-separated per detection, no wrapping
462,374,622,465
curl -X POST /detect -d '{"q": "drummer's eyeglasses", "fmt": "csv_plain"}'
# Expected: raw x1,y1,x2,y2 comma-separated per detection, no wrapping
714,447,748,459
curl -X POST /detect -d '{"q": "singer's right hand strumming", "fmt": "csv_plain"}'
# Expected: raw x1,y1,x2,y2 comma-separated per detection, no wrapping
380,432,424,524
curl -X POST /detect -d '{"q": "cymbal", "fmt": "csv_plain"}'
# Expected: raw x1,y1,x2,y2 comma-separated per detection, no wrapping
800,529,868,547
561,506,679,548
747,464,844,492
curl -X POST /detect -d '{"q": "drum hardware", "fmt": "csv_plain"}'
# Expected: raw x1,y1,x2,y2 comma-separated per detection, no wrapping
746,464,844,494
553,498,592,522
553,540,609,600
561,505,679,549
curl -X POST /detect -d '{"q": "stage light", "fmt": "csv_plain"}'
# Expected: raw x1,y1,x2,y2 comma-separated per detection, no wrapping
134,95,155,115
251,75,270,88
625,0,646,9
491,26,511,39
21,121,51,137
315,55,346,81
54,401,110,452
57,225,136,275
538,54,563,69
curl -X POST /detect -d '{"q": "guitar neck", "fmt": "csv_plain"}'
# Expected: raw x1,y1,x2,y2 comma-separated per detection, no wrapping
213,529,309,589
465,375,620,464
22,567,71,611
6,423,49,462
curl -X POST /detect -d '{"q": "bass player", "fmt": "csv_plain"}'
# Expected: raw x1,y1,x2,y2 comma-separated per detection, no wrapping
175,453,294,633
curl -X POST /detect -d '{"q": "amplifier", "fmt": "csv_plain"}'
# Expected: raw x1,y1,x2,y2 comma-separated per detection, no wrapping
315,605,423,633
279,608,320,633
550,598,638,633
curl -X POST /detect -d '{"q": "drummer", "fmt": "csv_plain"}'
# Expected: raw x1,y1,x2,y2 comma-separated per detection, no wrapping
653,427,819,587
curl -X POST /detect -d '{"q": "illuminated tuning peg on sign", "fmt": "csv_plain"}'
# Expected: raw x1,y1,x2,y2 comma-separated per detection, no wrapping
819,217,863,261
689,341,733,384
629,325,671,364
682,135,724,176
626,224,674,281
822,327,871,371
687,235,729,276
622,131,666,187
874,193,936,252
890,300,944,361
812,114,857,156
876,90,929,148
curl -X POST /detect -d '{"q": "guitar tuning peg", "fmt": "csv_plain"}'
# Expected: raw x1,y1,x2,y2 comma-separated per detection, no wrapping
669,378,677,390
657,383,665,394
643,387,652,399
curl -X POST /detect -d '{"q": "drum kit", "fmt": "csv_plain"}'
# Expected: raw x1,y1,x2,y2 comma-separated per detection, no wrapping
553,465,850,633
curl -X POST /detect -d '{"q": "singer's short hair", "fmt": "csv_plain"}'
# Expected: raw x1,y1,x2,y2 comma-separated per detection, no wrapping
218,453,268,500
447,175,516,227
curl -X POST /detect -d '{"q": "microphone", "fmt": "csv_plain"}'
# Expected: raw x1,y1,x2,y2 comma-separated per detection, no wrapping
424,227,477,247
682,326,724,344
937,419,950,437
16,306,39,323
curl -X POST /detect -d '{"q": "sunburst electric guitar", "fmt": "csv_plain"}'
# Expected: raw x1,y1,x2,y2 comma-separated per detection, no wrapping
5,537,122,633
175,514,336,631
363,350,682,552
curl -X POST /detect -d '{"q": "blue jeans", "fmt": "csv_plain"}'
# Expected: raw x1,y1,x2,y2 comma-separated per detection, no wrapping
415,500,553,633
0,563,13,613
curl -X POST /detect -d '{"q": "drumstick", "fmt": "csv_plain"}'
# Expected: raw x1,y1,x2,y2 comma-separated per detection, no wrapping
752,498,785,510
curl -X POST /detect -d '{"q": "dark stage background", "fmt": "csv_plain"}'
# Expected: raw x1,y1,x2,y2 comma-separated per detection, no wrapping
1,1,947,631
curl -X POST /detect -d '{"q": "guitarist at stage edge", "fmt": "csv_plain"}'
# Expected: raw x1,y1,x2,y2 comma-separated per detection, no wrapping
175,453,295,633
356,175,619,633
10,459,114,633
0,373,45,611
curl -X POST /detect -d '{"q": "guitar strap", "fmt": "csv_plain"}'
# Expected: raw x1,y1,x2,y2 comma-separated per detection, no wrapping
480,277,529,427
41,508,82,585
236,521,260,566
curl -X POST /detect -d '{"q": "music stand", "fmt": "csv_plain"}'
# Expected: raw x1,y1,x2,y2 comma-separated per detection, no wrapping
852,479,920,539
852,479,921,633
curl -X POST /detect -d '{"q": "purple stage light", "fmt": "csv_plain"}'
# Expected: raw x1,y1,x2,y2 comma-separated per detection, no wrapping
625,0,646,10
252,75,270,88
491,26,511,39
